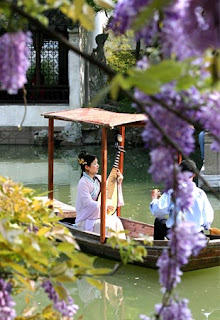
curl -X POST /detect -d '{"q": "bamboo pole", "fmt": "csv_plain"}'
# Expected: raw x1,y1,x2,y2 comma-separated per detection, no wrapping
48,118,54,200
101,127,107,243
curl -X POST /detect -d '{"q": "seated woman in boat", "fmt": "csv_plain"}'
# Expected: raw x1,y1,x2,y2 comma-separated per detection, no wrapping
150,160,214,240
75,151,126,239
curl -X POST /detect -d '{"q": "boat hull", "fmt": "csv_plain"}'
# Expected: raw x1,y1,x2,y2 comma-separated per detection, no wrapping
60,218,220,272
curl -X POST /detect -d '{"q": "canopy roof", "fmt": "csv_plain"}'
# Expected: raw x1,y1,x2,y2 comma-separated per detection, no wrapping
42,108,147,128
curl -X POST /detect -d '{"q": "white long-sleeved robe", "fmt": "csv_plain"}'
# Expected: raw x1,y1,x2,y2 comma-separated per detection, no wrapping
150,183,214,232
75,172,125,238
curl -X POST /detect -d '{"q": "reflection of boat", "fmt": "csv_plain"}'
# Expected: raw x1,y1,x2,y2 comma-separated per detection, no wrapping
42,108,220,272
77,277,124,320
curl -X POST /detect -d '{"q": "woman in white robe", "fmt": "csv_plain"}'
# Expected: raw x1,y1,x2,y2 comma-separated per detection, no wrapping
75,151,126,239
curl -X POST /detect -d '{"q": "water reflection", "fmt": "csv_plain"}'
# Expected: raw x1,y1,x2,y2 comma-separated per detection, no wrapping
76,278,124,320
71,260,220,320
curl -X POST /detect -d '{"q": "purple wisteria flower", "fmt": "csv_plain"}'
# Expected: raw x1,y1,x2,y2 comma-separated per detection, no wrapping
0,31,31,94
0,278,16,320
169,222,207,264
148,147,176,190
174,171,194,211
134,56,220,203
162,0,220,60
142,101,195,154
134,60,196,162
156,249,183,292
155,298,193,320
109,0,158,46
110,0,219,59
157,222,206,290
136,79,196,193
42,279,79,318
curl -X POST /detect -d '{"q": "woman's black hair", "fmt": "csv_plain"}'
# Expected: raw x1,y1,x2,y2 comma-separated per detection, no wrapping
78,150,97,177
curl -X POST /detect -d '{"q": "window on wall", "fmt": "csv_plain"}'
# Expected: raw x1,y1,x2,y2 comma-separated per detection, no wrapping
0,31,69,104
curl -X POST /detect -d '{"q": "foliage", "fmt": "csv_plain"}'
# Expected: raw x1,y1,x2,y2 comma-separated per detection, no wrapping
107,230,151,265
105,31,136,74
0,176,111,319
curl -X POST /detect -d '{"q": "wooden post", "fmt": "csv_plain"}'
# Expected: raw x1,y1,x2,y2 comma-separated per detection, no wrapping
117,126,125,217
48,118,54,200
101,127,107,243
177,153,182,165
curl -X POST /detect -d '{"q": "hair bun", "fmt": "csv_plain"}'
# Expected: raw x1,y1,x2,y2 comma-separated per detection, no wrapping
78,150,87,159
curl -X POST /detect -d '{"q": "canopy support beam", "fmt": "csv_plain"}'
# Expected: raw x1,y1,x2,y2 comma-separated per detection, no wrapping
100,127,107,243
48,118,54,200
117,125,125,217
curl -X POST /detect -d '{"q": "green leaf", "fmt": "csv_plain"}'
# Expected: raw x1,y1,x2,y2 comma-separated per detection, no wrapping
86,277,103,290
127,60,186,94
45,0,65,8
53,274,75,282
54,282,68,300
50,263,68,276
87,267,112,275
88,85,111,108
42,304,56,318
93,0,114,9
4,262,29,277
14,274,36,291
78,3,95,30
68,251,96,268
176,74,199,90
132,0,172,31
110,74,131,100
27,261,48,273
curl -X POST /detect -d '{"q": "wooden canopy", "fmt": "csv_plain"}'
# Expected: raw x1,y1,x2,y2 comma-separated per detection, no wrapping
42,108,147,243
42,107,147,128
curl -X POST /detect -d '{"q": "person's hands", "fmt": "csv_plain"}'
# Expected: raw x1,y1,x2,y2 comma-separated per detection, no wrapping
151,188,161,200
116,169,123,183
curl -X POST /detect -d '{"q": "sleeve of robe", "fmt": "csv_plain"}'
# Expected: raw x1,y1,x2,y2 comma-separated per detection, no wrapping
75,177,100,224
200,189,214,230
149,191,172,218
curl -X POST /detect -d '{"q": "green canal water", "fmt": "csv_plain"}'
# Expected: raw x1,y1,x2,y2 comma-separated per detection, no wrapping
0,145,219,320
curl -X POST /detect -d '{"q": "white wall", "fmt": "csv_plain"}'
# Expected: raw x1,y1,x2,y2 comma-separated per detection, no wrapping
0,104,69,127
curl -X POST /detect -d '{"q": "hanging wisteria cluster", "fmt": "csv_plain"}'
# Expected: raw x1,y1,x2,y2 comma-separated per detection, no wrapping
111,0,220,211
109,0,159,46
0,279,16,320
110,0,220,59
134,62,220,199
0,31,31,94
42,279,79,318
162,0,220,60
110,1,220,319
140,222,206,320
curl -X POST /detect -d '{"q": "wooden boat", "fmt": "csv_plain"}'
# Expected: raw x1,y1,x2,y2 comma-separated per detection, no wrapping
58,217,220,272
42,108,220,272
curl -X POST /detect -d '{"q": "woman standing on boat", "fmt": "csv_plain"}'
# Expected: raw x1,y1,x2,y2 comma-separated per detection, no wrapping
75,151,126,239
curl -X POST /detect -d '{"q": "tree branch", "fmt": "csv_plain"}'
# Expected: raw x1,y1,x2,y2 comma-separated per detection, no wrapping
7,0,116,79
6,1,220,200
125,90,220,200
150,96,220,145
